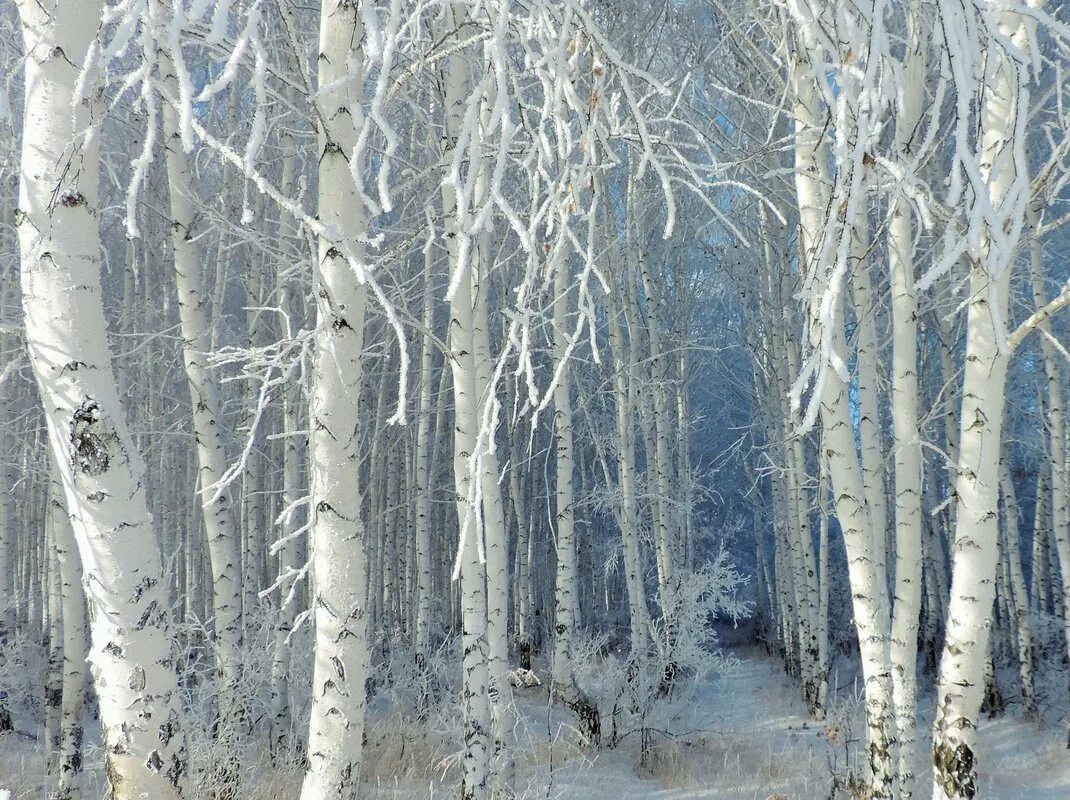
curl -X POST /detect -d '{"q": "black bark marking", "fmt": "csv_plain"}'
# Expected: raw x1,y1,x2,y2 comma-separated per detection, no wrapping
934,740,976,799
70,399,115,476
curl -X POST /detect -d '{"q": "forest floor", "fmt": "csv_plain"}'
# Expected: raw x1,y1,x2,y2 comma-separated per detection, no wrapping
513,645,1070,800
3,645,1069,798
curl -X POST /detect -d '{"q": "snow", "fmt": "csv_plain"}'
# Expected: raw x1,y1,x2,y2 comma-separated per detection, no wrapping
508,646,1070,800
3,646,1068,798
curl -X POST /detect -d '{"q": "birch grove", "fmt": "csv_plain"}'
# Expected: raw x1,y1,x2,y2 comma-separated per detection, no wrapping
2,1,1070,799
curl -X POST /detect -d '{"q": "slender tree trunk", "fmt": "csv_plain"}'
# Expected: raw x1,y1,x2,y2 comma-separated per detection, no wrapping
1028,202,1070,718
300,2,371,795
270,373,302,757
508,411,535,670
550,249,600,745
999,461,1037,719
472,254,515,789
414,247,435,662
791,41,894,795
608,263,651,659
850,233,888,592
888,34,925,795
159,48,245,766
1032,461,1050,620
440,11,493,795
0,272,16,734
49,470,88,800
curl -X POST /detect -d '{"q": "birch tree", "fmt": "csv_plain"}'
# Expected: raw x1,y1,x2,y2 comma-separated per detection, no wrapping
931,3,1042,797
301,1,371,795
14,0,189,794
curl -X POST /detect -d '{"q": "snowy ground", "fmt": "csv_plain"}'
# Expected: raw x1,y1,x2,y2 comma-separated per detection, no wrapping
3,646,1068,799
517,646,1070,800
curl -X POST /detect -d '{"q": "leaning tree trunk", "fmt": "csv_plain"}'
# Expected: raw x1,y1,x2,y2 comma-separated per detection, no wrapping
932,6,1033,797
791,39,894,796
300,1,371,796
15,0,189,795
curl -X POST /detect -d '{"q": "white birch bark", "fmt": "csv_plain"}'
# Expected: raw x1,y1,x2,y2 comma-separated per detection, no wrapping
158,45,244,737
550,252,600,744
1032,463,1051,620
507,402,536,669
446,159,493,800
472,257,515,787
849,233,888,589
888,30,925,796
781,325,821,707
270,366,302,757
269,129,301,759
607,263,652,659
300,1,371,795
0,270,15,734
440,11,492,795
45,512,63,761
15,0,189,793
635,234,676,599
932,6,1035,796
817,442,830,713
414,246,435,662
791,40,894,795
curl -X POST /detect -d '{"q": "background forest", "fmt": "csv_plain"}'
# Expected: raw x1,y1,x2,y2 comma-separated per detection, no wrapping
1,1,1070,799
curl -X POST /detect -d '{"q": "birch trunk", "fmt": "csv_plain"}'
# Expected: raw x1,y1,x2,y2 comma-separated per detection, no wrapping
888,33,925,796
446,160,493,800
508,402,536,669
1028,203,1070,713
270,372,302,757
636,238,676,600
45,512,63,762
473,259,515,787
0,280,14,734
15,0,189,793
550,254,600,745
440,11,493,795
932,7,1033,796
414,247,435,662
49,471,88,800
999,461,1037,718
1032,459,1050,620
850,235,888,590
607,264,651,658
159,46,244,746
300,1,371,795
791,41,894,795
269,130,301,759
